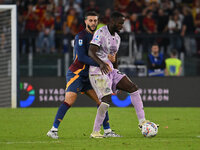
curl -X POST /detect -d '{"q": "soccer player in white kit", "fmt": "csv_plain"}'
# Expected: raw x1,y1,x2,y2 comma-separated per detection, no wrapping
88,12,158,138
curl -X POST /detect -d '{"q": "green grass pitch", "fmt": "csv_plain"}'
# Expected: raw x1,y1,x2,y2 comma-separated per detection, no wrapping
0,107,199,150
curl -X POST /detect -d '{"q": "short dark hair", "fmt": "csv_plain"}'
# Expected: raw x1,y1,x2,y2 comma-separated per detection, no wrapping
84,11,98,20
171,49,177,56
152,42,159,47
110,11,124,20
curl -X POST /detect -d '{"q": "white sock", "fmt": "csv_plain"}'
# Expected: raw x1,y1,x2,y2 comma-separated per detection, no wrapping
51,126,58,131
93,102,110,132
104,128,112,133
139,118,146,125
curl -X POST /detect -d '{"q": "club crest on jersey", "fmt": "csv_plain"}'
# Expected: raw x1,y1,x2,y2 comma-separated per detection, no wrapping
94,35,99,41
79,39,83,46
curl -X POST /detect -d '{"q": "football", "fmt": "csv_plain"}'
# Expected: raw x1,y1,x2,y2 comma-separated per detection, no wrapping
141,122,158,137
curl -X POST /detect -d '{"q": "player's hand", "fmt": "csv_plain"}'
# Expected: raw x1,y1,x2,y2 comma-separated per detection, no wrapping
108,53,116,63
99,62,111,75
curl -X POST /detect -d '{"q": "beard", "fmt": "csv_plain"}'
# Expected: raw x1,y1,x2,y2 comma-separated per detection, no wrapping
87,25,97,32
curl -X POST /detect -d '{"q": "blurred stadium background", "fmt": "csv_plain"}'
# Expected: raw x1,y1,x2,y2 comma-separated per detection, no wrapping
1,0,200,107
0,0,200,149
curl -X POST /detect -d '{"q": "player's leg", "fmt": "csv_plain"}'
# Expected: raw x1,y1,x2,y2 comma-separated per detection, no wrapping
47,92,77,139
53,92,77,128
47,72,81,139
116,75,147,126
116,75,159,129
85,89,101,105
83,79,111,136
85,89,121,137
89,74,113,138
85,89,110,130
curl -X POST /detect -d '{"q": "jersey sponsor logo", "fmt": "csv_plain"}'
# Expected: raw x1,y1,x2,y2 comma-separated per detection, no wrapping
79,39,83,46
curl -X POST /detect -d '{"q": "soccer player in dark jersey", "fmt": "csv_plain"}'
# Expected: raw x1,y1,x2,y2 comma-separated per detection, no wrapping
47,11,120,139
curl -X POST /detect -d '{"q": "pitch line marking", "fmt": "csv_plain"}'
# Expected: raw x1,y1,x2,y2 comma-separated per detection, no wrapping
0,139,199,144
0,141,61,144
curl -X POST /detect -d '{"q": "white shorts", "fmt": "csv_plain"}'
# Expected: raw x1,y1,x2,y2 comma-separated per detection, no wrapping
89,69,125,100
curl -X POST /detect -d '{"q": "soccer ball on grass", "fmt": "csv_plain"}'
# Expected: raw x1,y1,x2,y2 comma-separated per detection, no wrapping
141,122,158,137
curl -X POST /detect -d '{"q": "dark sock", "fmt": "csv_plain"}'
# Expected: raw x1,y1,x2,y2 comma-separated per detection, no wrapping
53,102,71,128
103,111,110,130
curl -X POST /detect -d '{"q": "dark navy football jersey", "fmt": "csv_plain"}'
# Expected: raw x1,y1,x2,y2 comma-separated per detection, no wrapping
68,29,98,76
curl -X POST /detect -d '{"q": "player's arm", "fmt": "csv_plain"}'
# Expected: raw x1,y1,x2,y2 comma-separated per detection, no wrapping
148,56,166,69
147,56,155,69
75,36,99,67
177,66,182,76
177,62,182,76
113,53,118,69
165,68,169,76
108,53,118,69
88,44,111,74
159,59,166,69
